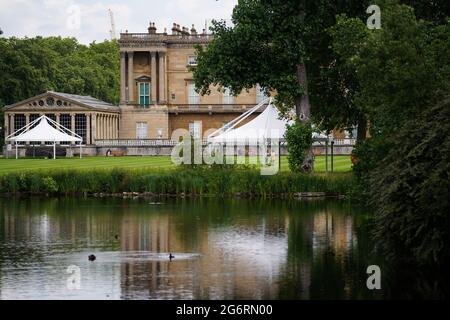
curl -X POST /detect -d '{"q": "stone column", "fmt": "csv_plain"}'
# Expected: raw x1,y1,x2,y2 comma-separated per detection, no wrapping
127,51,134,103
86,113,91,145
107,115,110,139
71,113,76,145
97,114,101,139
55,113,60,145
120,52,126,103
4,114,9,139
158,52,166,103
25,113,30,145
151,51,157,104
39,113,45,145
101,114,105,139
91,114,97,144
10,114,15,133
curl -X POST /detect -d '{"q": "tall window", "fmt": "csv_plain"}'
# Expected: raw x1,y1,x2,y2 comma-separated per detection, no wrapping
14,114,26,145
188,83,200,105
14,114,26,132
189,121,202,139
60,114,72,145
29,114,40,129
223,87,234,104
136,122,148,139
139,82,150,107
45,114,56,128
75,114,87,144
256,84,268,104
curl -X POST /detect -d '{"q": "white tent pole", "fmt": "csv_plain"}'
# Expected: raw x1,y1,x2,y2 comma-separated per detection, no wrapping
80,143,82,159
208,97,270,139
15,141,18,159
53,141,56,160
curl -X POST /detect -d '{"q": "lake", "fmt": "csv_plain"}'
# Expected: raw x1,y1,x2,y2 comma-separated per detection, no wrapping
0,197,380,300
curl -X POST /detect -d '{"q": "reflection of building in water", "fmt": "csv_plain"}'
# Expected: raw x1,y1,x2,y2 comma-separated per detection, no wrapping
312,211,356,256
118,212,289,299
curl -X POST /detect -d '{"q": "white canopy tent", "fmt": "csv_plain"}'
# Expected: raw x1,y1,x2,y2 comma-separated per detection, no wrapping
208,98,329,143
6,115,83,159
206,98,335,173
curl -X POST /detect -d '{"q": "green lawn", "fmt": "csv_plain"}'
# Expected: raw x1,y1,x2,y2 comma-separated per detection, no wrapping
0,155,352,174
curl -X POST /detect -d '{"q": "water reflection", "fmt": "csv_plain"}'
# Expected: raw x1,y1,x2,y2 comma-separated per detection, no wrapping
0,197,377,300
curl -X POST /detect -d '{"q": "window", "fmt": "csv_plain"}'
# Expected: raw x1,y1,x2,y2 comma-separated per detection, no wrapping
187,55,197,66
29,114,40,129
139,82,150,107
136,122,148,139
45,114,56,128
223,87,234,104
13,114,26,145
60,114,72,145
14,114,26,132
75,114,87,144
256,84,268,104
188,83,200,105
189,121,202,139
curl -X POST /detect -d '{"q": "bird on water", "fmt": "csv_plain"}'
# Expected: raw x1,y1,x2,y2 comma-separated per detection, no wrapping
88,254,96,261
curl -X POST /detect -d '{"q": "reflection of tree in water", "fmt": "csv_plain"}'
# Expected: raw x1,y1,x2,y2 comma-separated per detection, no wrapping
277,201,381,299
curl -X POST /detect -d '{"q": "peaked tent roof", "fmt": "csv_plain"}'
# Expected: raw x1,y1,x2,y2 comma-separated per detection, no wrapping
208,101,328,143
8,116,82,142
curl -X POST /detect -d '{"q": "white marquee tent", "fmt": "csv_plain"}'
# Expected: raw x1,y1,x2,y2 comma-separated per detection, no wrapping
207,98,328,143
6,115,83,159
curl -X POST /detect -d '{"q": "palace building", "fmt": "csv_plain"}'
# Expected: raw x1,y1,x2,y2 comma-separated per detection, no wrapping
3,22,265,155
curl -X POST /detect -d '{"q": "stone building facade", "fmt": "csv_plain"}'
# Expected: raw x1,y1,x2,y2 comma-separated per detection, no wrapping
3,22,265,150
117,22,265,141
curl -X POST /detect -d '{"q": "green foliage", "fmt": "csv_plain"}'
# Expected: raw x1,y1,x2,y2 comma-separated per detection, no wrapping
0,37,120,147
370,98,450,270
0,167,355,197
41,176,58,193
284,121,313,173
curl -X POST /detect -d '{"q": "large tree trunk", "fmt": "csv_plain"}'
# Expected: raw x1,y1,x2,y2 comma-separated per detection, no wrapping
357,115,367,141
295,63,314,174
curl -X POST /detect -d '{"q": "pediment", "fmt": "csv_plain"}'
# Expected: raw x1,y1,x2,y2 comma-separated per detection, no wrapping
135,75,151,82
5,92,93,112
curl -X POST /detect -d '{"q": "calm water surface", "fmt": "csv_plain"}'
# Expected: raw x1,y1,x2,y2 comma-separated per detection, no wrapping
0,197,380,300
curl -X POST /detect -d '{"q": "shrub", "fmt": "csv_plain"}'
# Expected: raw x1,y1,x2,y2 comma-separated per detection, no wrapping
284,121,313,173
370,97,450,271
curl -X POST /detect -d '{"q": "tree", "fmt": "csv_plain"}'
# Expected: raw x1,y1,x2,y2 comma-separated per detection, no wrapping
193,0,371,171
0,36,120,147
370,97,450,296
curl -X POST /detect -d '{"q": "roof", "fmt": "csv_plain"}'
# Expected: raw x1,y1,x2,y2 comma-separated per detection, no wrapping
208,100,329,144
7,115,82,142
4,91,120,112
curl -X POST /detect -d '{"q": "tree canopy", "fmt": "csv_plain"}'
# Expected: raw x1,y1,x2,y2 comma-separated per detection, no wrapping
0,36,119,145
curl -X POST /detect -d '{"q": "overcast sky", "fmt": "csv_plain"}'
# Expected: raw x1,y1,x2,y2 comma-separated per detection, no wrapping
0,0,237,44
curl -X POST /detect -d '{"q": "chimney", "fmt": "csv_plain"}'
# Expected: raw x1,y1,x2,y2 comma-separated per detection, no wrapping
190,24,197,35
163,27,167,35
148,22,157,34
172,23,178,35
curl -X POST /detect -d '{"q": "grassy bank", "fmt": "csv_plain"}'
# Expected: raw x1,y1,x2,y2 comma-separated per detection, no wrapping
0,166,355,197
0,155,352,173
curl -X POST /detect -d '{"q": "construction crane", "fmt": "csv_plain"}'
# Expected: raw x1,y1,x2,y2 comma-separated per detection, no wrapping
108,9,117,40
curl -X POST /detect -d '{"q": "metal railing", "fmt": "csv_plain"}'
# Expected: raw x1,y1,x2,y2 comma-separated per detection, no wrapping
95,138,356,148
169,104,267,113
